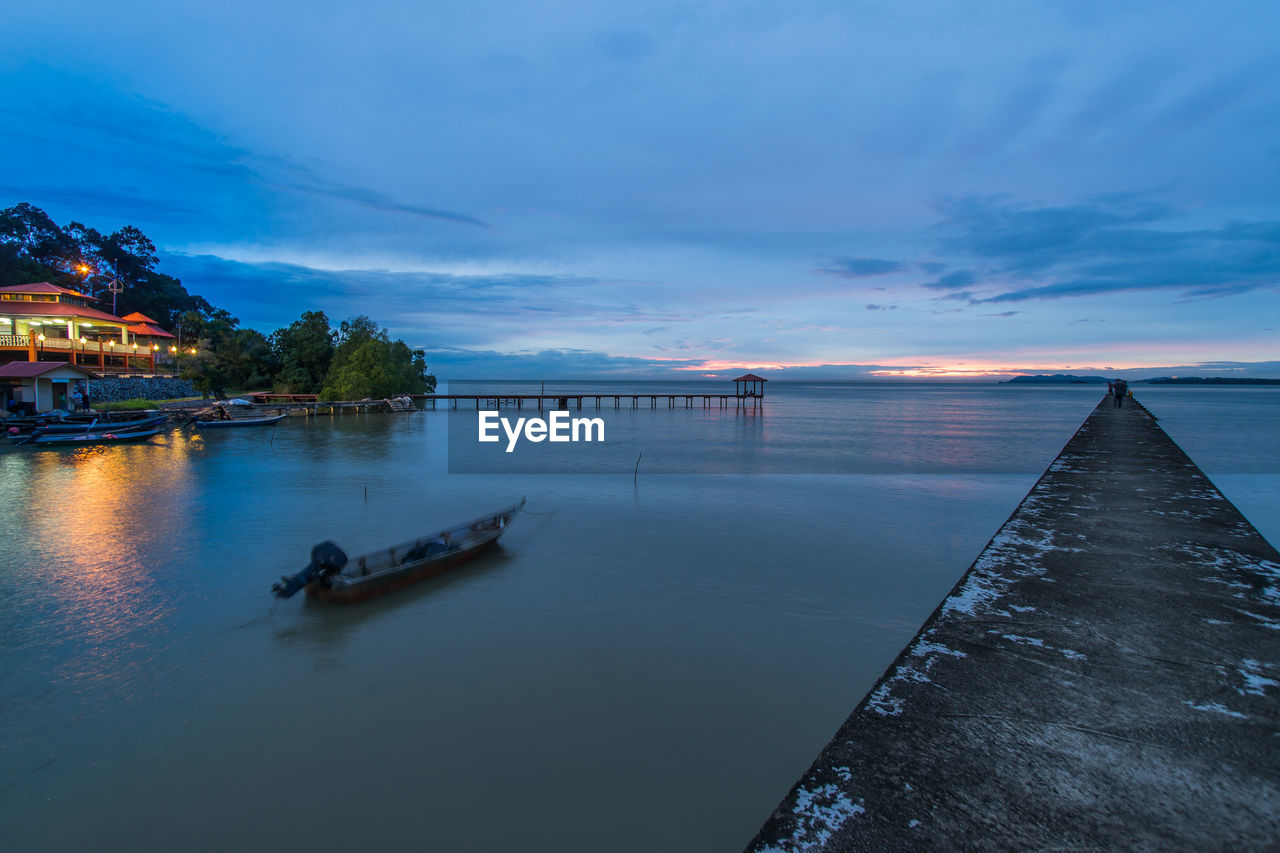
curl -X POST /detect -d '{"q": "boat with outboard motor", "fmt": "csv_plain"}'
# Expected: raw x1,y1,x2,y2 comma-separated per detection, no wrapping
271,499,525,603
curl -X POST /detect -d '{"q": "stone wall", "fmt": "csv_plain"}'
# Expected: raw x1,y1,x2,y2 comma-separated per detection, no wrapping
88,377,197,403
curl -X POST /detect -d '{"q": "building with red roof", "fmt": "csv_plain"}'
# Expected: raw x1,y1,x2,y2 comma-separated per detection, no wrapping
122,312,177,347
0,282,161,372
0,361,100,414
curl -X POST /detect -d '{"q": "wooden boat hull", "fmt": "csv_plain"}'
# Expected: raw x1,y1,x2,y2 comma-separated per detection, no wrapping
27,413,169,436
194,413,288,428
305,538,501,602
28,428,162,447
300,499,525,603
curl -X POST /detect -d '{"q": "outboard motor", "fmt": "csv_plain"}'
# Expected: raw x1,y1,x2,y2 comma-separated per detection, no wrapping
271,540,348,598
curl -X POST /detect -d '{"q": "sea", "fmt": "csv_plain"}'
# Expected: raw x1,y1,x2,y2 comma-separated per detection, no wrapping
1,382,1275,852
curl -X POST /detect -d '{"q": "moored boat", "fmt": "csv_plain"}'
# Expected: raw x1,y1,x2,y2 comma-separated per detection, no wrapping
193,413,288,428
272,499,526,603
22,427,163,447
23,413,170,438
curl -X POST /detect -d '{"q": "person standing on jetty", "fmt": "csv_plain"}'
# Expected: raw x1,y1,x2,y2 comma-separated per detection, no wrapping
1113,379,1128,407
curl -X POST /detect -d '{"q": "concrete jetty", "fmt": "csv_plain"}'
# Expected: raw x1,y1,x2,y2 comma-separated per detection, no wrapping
747,396,1280,851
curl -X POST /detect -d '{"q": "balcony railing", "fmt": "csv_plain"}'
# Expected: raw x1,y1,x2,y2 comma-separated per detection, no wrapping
1,335,155,356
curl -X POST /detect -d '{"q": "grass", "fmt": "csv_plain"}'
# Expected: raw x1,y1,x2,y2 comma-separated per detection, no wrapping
92,398,161,411
91,395,207,412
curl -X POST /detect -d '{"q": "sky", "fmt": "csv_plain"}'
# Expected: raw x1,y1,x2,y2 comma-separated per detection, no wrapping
2,0,1277,379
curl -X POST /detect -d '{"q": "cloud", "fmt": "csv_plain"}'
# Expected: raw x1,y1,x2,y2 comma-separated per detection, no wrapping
262,175,489,227
821,257,907,278
0,72,487,229
422,346,706,378
159,251,724,362
162,252,607,335
922,269,976,291
929,194,1280,303
0,185,197,218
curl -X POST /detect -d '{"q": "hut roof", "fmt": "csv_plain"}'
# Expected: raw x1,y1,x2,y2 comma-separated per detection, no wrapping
732,373,768,382
0,281,98,301
0,362,101,379
0,300,129,324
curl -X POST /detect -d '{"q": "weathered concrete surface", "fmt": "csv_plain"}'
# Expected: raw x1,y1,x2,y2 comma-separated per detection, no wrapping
747,397,1280,852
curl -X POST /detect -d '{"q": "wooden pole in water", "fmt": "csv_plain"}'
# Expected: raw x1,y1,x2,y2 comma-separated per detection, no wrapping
634,452,642,485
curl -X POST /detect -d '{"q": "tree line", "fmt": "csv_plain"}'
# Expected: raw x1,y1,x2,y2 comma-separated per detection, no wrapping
0,203,436,399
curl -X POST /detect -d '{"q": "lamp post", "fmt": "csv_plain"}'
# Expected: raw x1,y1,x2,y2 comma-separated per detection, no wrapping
37,333,45,358
77,264,125,316
79,336,86,368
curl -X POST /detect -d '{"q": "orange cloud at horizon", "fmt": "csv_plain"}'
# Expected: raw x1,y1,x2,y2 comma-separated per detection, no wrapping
671,357,1174,376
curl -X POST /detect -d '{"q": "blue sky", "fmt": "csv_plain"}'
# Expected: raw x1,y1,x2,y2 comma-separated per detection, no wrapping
2,1,1277,378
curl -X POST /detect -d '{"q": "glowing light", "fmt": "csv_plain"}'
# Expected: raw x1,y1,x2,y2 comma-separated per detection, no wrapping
869,367,1014,378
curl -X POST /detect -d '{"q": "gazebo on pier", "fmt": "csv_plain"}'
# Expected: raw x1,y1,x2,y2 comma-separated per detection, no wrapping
732,373,767,398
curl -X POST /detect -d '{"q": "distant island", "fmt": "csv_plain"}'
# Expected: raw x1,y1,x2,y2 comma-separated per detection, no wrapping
1139,377,1280,385
1004,375,1108,384
1005,374,1280,386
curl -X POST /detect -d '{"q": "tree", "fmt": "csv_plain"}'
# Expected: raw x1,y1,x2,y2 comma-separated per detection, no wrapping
69,221,183,322
0,203,81,286
319,315,436,400
270,310,336,393
184,326,273,399
0,203,220,328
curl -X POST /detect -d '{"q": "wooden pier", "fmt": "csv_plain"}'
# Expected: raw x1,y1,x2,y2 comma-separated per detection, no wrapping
408,393,763,410
237,379,770,415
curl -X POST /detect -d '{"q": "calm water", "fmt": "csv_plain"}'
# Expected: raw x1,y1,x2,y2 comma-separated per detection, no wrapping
1,383,1275,852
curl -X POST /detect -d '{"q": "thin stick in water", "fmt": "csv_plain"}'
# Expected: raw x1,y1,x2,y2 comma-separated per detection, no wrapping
634,452,642,486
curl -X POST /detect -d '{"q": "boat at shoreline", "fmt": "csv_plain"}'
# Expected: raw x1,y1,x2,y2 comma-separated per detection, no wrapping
21,427,163,447
193,412,288,428
14,413,170,439
271,499,526,603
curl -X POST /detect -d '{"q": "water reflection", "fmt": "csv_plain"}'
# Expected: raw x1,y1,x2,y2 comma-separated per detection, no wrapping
4,430,201,695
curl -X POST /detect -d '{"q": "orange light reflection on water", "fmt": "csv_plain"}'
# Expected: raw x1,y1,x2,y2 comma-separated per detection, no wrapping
17,431,201,690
